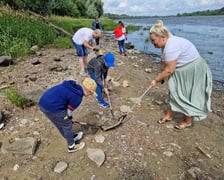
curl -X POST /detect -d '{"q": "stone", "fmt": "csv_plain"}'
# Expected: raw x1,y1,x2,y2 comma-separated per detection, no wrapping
111,80,120,87
13,164,20,171
125,42,134,49
145,68,152,73
187,167,202,179
31,58,40,65
163,151,173,157
1,137,37,155
0,56,13,66
54,161,68,173
36,51,42,56
129,97,142,105
122,80,129,88
20,86,45,102
86,148,105,167
30,45,39,52
53,56,61,61
95,135,105,143
120,105,132,113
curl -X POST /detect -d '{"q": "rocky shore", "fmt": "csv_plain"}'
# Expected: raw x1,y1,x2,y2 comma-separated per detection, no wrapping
0,34,223,179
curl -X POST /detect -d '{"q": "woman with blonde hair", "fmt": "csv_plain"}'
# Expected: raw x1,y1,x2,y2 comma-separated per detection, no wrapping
149,20,212,129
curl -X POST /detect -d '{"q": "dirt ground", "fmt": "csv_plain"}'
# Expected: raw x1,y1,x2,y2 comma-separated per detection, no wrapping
0,34,223,180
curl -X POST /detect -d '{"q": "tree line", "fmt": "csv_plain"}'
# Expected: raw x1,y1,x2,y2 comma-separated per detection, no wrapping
104,7,224,19
1,0,104,18
177,7,224,16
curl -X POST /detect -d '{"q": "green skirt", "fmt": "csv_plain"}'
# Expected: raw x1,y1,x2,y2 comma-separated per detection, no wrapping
167,56,212,121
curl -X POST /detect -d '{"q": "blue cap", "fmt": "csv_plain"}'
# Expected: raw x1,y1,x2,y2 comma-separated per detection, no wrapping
104,53,115,67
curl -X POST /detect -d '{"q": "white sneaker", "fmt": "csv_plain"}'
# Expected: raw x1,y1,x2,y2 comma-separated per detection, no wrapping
80,70,87,76
67,142,85,153
73,131,83,142
0,122,4,129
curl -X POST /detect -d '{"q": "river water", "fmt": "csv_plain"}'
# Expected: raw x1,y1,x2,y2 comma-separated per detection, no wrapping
121,16,224,90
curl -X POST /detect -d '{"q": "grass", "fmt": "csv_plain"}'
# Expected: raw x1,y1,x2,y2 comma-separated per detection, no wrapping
126,25,141,33
0,6,118,57
0,6,141,58
51,36,72,49
48,16,117,49
49,15,117,32
0,12,56,58
4,87,36,109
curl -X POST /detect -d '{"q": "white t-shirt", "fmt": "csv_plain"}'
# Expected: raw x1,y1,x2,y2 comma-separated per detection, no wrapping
162,36,199,67
72,28,94,45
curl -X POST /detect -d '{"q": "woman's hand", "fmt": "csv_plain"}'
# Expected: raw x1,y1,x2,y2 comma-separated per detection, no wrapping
151,60,177,87
150,80,157,87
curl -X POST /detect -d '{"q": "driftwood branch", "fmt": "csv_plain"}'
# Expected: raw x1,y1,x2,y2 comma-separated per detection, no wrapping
47,22,72,37
27,10,72,37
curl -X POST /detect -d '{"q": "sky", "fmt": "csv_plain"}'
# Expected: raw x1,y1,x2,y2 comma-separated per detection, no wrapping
101,0,224,16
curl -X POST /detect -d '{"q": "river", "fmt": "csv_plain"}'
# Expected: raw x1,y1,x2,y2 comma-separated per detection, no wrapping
120,16,224,90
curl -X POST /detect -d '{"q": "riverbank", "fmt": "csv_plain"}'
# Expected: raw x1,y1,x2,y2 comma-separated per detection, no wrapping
0,34,223,179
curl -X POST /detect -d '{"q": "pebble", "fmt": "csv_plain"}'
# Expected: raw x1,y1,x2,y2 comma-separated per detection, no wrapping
54,161,68,173
13,164,20,171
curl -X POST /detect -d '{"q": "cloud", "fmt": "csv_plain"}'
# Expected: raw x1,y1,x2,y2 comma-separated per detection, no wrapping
118,1,127,8
102,0,224,16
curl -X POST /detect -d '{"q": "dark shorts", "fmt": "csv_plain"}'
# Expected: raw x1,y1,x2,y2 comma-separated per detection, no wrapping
72,41,88,57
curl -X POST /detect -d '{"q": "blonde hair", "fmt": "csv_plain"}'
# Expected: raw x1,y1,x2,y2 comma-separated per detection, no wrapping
149,20,172,38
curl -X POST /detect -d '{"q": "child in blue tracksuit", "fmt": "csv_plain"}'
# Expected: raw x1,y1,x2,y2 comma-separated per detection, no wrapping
87,51,115,108
38,77,96,153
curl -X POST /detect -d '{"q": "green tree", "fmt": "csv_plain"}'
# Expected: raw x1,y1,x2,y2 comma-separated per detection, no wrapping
85,0,98,18
51,0,74,16
95,0,104,17
73,0,104,18
177,6,224,16
70,4,80,17
73,0,87,17
86,0,104,17
2,0,52,15
2,0,104,17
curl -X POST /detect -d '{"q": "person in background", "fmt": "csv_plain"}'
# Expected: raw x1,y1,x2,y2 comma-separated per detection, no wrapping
72,27,101,76
87,50,115,108
92,17,103,45
114,21,127,56
149,20,212,130
38,77,97,153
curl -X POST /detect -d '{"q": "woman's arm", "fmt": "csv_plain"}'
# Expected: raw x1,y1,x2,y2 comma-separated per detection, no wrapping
151,60,177,86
